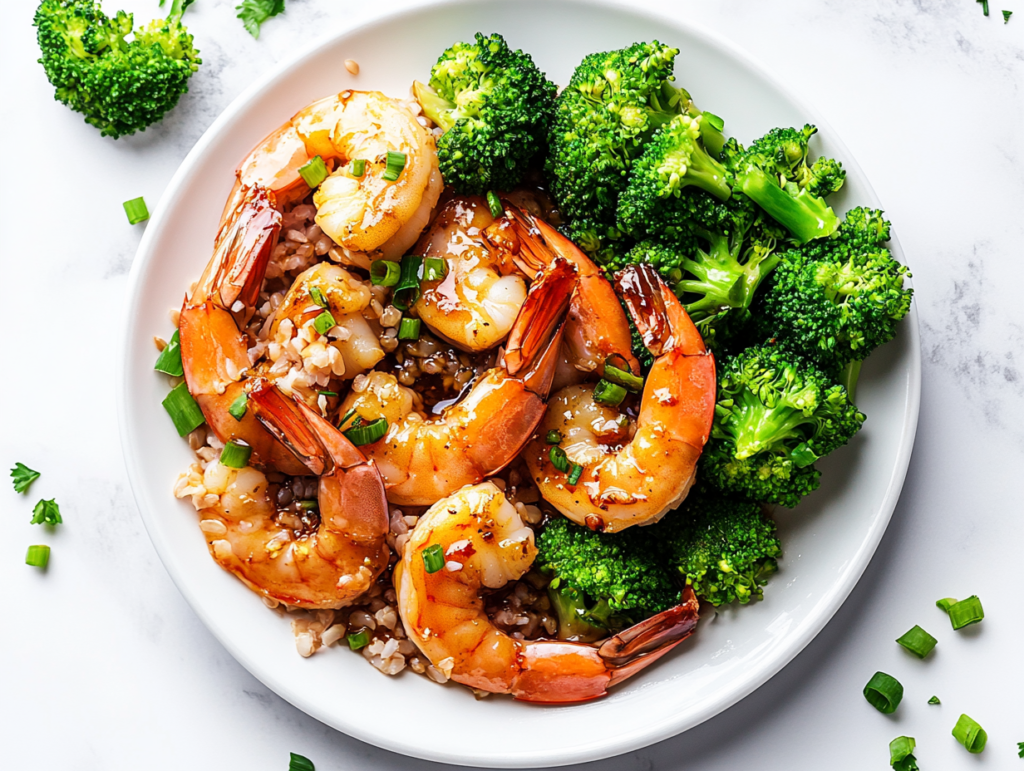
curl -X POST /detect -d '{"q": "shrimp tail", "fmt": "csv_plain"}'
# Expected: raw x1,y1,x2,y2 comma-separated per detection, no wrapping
615,264,706,357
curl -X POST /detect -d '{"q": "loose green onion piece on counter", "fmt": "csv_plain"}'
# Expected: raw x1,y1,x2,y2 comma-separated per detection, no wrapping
1018,741,1024,758
936,597,957,612
154,329,184,376
123,196,149,224
220,441,252,469
298,155,329,188
593,379,627,407
10,462,40,494
350,158,366,177
398,317,421,340
229,392,248,421
567,463,583,486
313,310,337,336
1004,9,1013,23
381,150,407,181
952,713,987,753
370,260,401,287
162,382,206,436
30,499,62,526
343,417,387,446
422,543,444,574
889,736,916,769
895,625,937,658
863,671,903,714
546,430,562,445
948,595,984,630
308,286,329,309
392,255,424,311
549,446,570,473
423,257,447,282
487,190,503,219
297,500,318,511
288,753,315,771
978,0,990,16
603,360,644,392
318,390,338,398
25,545,50,568
338,408,358,429
928,696,941,705
346,630,371,650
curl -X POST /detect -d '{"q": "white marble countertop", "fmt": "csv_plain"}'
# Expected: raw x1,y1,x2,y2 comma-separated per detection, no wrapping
3,0,1023,768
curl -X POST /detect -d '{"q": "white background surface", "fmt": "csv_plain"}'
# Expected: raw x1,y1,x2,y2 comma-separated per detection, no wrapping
2,0,1022,769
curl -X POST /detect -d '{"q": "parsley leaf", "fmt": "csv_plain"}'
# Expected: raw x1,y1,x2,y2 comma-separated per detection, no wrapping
31,499,62,527
236,0,286,38
11,463,40,494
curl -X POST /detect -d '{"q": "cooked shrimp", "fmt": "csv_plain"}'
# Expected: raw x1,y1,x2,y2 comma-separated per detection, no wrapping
413,196,528,353
339,259,577,506
235,90,442,262
523,264,716,533
189,379,389,609
394,481,700,702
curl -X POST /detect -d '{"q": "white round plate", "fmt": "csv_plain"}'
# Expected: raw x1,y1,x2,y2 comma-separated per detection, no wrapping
118,1,921,766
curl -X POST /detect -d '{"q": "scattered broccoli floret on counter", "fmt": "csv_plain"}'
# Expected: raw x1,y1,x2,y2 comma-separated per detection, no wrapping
537,516,678,637
660,490,781,606
758,207,912,374
414,32,556,195
701,343,865,507
34,0,201,139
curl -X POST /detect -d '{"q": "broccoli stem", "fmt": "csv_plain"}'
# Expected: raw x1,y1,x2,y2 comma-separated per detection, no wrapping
675,230,781,320
412,81,457,132
839,359,863,402
736,166,839,243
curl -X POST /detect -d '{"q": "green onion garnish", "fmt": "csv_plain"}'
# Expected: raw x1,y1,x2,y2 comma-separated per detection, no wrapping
313,310,336,336
298,156,329,189
423,257,447,282
895,625,937,658
952,713,987,753
154,329,184,376
863,671,903,714
25,544,50,568
603,360,644,392
10,462,40,494
928,696,941,705
381,150,407,182
297,500,318,511
370,260,401,287
936,597,957,612
347,629,371,650
550,446,570,473
593,379,627,407
422,543,444,574
308,286,329,309
948,595,984,630
546,430,562,445
397,317,421,340
123,196,149,225
318,390,338,398
1004,9,1013,23
350,158,366,177
978,0,990,16
30,499,62,526
289,752,316,771
392,255,423,311
889,736,916,769
229,392,248,421
567,463,583,486
487,190,503,219
162,382,206,436
220,441,252,469
338,408,358,429
343,417,388,446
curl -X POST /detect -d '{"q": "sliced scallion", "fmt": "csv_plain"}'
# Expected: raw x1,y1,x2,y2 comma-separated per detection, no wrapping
948,595,984,630
30,499,62,526
381,150,407,181
392,255,423,311
978,0,990,17
313,310,336,336
154,329,184,376
370,260,401,287
343,417,387,446
423,257,447,282
1004,9,1013,23
936,597,957,612
896,625,937,658
25,544,50,568
487,190,503,219
567,463,583,486
929,696,941,705
1018,741,1024,758
603,359,644,392
550,446,570,473
297,500,318,511
347,629,371,650
593,379,627,407
228,392,248,421
952,713,987,753
863,671,903,714
422,543,444,574
162,382,206,436
123,196,149,225
397,317,421,340
350,158,366,177
220,441,252,469
289,752,316,771
298,156,329,189
338,408,357,429
318,390,338,398
546,430,562,445
308,286,329,309
889,736,916,768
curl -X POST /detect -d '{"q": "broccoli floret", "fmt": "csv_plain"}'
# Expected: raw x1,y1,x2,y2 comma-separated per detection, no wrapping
758,207,913,373
701,343,865,507
34,0,200,139
660,491,781,606
536,516,678,636
413,33,556,195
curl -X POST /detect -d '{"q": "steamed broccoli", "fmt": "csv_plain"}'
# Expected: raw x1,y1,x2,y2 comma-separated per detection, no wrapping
413,33,556,195
34,0,200,139
660,491,781,606
701,343,865,507
758,207,913,374
536,516,678,638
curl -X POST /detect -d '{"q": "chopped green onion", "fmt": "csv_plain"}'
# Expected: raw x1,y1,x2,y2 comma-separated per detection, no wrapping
978,0,990,16
25,545,50,568
422,543,444,574
154,329,184,376
308,286,329,309
487,190,503,219
229,392,248,421
546,430,562,445
318,390,338,398
948,595,984,630
889,736,916,768
1018,741,1024,758
10,462,40,494
338,408,357,429
550,446,570,473
567,463,583,486
952,714,987,753
350,158,366,177
863,671,903,714
929,696,941,705
423,257,447,282
896,625,937,658
313,310,336,336
616,414,630,428
382,150,407,181
297,500,318,511
397,317,421,340
603,360,644,392
289,753,315,771
370,260,401,287
936,597,957,612
220,441,252,469
343,417,387,446
347,629,371,650
30,499,62,526
593,379,627,407
392,255,423,311
162,382,206,436
123,196,149,224
298,156,329,189
1004,9,1013,23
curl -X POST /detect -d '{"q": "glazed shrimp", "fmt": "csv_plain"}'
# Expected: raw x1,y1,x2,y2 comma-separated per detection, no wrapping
394,482,700,702
412,195,528,352
234,90,443,263
339,259,577,506
184,379,389,609
523,265,716,533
